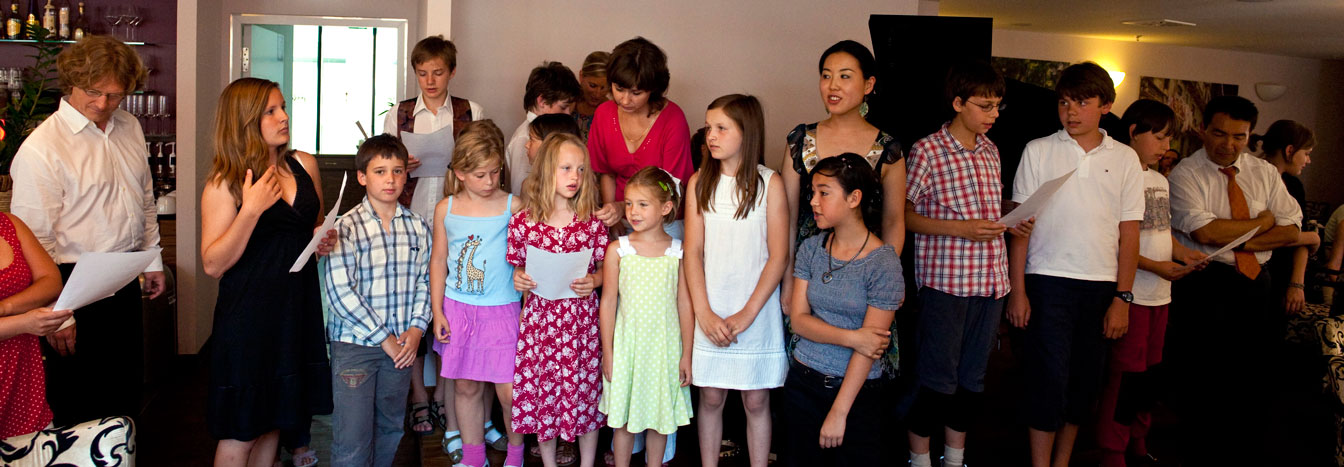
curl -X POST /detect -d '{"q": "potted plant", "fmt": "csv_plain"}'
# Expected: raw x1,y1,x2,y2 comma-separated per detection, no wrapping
0,24,64,211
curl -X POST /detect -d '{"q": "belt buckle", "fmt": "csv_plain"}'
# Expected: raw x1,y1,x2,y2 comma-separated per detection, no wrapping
822,374,841,389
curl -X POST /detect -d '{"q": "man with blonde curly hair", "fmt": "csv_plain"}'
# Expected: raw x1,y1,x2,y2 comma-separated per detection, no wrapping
10,35,163,426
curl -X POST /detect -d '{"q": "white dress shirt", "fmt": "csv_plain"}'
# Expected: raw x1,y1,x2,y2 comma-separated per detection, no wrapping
381,92,485,221
506,111,537,195
1011,129,1145,282
10,98,162,272
1169,148,1302,266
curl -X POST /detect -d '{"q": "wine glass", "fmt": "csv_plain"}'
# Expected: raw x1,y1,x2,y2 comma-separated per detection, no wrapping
103,6,123,40
158,95,171,135
123,6,141,42
145,94,157,136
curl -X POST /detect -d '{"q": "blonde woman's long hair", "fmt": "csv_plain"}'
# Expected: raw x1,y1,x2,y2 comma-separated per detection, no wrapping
519,133,599,223
208,77,288,204
443,120,508,196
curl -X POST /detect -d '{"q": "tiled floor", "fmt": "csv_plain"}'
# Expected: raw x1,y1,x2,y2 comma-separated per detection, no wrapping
136,336,1335,466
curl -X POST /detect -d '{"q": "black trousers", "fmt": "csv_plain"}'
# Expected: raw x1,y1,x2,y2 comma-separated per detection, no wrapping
40,263,144,427
780,361,891,466
1168,262,1273,464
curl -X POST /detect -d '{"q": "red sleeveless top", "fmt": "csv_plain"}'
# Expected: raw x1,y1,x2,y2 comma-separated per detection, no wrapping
0,213,53,438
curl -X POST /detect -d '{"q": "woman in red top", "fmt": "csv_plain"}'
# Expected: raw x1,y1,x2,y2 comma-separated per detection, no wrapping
587,37,694,238
0,212,70,439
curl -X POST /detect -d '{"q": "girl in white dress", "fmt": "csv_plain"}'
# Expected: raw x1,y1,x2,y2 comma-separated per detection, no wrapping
683,94,789,467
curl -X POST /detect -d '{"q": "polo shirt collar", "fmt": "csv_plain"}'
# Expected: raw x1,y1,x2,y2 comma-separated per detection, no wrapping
1052,128,1116,153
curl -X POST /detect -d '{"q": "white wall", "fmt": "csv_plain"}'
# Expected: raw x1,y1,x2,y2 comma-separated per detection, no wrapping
992,29,1344,206
445,0,920,170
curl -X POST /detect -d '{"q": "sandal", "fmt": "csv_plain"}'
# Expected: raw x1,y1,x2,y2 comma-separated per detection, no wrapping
442,432,464,464
484,421,509,451
556,442,578,466
428,399,449,432
291,449,318,467
719,439,741,458
408,402,434,436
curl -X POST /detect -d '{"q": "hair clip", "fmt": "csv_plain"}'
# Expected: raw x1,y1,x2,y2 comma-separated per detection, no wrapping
657,168,682,196
658,181,670,192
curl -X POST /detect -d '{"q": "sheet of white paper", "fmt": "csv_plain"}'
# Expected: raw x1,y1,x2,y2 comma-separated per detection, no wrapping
402,125,456,178
525,246,592,301
53,249,162,331
290,172,348,272
1175,227,1260,274
1000,169,1076,227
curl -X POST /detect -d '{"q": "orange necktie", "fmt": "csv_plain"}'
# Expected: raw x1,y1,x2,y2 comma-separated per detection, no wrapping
1219,166,1261,279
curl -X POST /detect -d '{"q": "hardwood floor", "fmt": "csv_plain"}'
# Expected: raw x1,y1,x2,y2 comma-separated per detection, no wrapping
134,338,1335,466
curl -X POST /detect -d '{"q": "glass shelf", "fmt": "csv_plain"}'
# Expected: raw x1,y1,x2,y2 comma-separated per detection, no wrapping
0,38,147,46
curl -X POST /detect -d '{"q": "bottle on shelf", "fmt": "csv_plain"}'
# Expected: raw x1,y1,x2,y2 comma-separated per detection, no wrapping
2,2,16,40
24,0,37,38
57,0,67,39
40,0,52,33
71,1,84,40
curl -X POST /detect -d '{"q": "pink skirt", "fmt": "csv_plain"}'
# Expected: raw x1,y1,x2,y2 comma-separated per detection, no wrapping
434,297,522,384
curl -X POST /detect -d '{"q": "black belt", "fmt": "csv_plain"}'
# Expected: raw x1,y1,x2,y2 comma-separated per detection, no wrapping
790,359,887,390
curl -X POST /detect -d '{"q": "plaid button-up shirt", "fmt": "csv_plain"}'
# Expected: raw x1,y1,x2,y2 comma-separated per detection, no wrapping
906,123,1009,298
324,198,433,346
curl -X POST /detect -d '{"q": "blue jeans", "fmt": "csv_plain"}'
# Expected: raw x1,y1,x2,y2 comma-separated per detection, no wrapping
330,341,413,467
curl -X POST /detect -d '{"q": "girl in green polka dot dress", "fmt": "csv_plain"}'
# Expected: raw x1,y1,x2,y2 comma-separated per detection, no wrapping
598,166,695,467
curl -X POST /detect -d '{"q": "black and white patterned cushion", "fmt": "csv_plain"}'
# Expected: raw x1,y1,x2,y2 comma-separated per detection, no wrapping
0,416,135,466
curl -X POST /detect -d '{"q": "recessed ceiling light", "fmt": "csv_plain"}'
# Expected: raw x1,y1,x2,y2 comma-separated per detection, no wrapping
1121,19,1197,27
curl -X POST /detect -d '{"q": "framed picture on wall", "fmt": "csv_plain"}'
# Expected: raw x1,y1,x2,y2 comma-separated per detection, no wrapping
1138,76,1239,158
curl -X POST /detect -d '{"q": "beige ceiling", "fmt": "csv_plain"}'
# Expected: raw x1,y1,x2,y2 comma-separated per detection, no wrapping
939,0,1344,60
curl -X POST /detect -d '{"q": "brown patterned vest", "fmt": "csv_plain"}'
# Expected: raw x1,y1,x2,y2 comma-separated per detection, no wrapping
395,96,473,207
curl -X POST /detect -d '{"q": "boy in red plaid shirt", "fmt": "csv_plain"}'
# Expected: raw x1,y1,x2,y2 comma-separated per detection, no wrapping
903,60,1033,467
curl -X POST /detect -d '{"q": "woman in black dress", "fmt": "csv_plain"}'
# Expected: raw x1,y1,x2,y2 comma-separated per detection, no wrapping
200,77,333,466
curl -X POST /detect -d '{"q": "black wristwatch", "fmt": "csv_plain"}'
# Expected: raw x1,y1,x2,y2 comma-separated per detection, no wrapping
1114,291,1134,303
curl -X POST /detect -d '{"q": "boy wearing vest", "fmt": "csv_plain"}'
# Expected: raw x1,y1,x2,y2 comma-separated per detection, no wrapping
381,34,494,459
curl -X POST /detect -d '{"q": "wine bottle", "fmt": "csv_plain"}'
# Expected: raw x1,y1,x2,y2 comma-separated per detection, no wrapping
24,0,37,38
40,0,53,33
70,1,83,40
2,2,16,40
57,0,67,39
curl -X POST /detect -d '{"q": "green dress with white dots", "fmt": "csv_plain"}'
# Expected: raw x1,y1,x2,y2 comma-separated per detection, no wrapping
598,236,694,434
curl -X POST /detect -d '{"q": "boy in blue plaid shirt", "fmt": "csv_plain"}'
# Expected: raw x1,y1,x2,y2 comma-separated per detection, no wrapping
323,134,433,466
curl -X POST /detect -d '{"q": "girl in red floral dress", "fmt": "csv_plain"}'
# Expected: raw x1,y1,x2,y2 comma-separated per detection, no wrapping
507,133,609,467
0,213,70,439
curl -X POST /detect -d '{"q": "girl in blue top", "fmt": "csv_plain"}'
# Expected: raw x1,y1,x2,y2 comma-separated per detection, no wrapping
783,153,903,466
430,120,525,467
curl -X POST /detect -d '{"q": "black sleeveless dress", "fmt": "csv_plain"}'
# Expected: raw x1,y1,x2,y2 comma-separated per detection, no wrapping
207,154,333,441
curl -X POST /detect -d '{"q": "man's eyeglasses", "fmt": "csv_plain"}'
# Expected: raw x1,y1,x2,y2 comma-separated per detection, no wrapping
79,87,127,101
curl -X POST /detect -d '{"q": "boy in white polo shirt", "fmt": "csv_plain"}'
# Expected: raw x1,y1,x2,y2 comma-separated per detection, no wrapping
1006,62,1144,467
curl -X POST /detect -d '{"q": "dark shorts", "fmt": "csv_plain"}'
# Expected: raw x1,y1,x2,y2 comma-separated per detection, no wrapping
1018,274,1115,432
915,288,1005,394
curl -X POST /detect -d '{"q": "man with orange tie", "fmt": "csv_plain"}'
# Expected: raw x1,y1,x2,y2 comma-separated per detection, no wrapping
1167,95,1304,465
